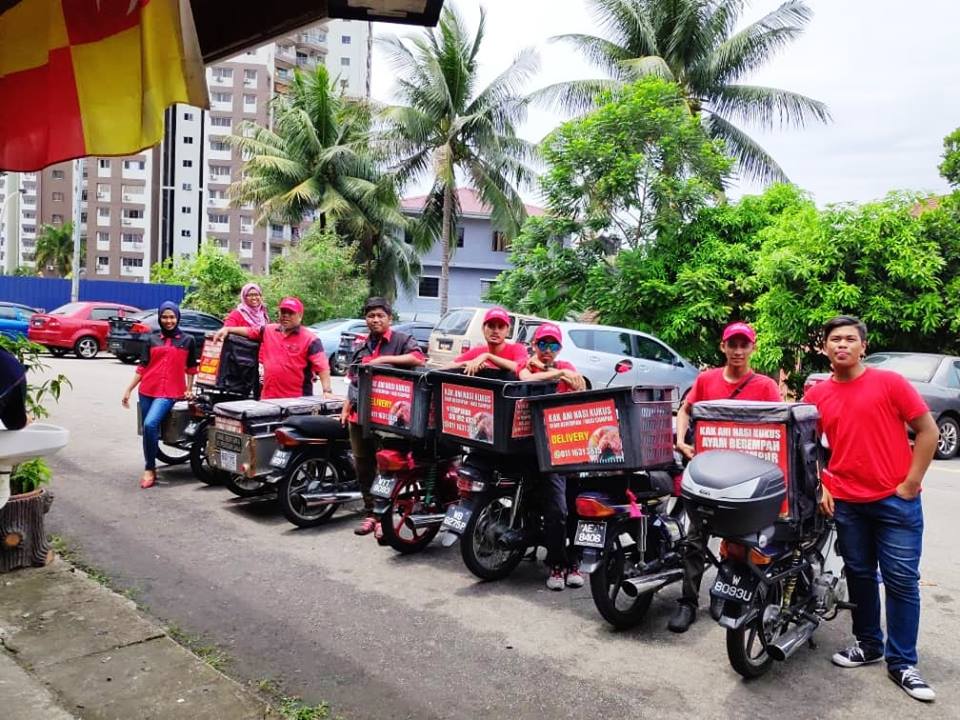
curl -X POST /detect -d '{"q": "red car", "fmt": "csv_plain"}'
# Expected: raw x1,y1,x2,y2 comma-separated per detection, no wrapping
28,301,141,359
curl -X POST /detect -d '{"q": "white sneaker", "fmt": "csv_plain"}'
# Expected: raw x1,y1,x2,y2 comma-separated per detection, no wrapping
546,567,565,591
889,666,936,702
565,566,585,588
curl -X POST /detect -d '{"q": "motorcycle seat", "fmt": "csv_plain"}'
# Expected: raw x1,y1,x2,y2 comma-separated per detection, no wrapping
283,415,349,440
685,450,782,490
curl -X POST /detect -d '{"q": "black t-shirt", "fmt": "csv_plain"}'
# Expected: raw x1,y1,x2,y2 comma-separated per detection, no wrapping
0,348,27,430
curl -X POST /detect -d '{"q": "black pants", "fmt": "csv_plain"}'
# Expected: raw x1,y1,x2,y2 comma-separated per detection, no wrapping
348,422,377,513
680,522,706,606
543,473,579,568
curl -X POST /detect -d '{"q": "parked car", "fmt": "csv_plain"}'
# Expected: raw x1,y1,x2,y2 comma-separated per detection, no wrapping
426,307,542,368
0,301,41,340
107,309,223,364
333,320,435,375
516,320,699,406
28,301,140,359
805,352,960,459
308,318,368,375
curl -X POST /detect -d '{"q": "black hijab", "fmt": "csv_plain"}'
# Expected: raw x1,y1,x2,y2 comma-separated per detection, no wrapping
0,347,27,430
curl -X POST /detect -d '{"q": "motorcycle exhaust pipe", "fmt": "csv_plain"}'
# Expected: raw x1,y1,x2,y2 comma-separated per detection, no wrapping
408,513,448,529
767,618,819,662
619,568,684,598
299,491,363,508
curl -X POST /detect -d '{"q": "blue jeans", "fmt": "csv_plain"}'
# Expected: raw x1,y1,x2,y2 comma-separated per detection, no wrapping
834,494,924,670
140,394,175,471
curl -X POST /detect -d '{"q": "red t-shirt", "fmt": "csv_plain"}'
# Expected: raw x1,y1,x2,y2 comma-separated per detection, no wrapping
527,358,578,393
224,309,252,327
802,367,928,503
136,332,199,398
685,368,782,405
246,324,329,399
455,342,529,376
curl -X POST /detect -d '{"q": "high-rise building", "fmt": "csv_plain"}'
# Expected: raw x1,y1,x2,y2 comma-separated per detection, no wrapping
1,20,370,282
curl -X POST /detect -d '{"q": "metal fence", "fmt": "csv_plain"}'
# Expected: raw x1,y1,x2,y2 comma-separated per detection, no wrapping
0,276,185,312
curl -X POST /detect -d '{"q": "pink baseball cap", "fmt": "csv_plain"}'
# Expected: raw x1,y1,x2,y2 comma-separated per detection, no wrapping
533,323,563,344
483,307,511,326
722,322,756,343
278,297,304,314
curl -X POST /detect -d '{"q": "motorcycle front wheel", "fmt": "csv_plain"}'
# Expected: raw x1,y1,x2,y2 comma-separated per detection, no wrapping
157,442,190,466
589,532,654,629
277,455,343,528
379,477,441,554
225,474,270,498
460,495,525,581
726,582,785,679
188,431,229,486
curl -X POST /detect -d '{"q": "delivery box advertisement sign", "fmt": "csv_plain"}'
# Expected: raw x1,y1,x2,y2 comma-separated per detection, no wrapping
543,399,624,466
196,337,223,386
369,375,415,429
694,421,788,474
441,383,495,443
511,398,533,438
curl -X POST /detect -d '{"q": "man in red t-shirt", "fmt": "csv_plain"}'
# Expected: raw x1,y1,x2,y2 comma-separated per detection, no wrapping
447,307,528,377
670,321,781,633
803,315,937,702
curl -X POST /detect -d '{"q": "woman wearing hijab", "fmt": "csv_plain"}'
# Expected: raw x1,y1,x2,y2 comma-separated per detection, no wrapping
224,283,269,329
121,302,199,488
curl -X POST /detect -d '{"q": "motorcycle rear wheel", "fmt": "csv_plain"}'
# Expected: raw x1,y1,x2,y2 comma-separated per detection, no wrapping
379,477,441,554
225,474,271,498
157,443,190,466
589,533,654,629
188,433,229,486
460,495,525,581
726,583,784,679
277,456,342,528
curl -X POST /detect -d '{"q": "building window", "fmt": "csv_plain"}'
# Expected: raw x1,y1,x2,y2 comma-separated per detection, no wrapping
212,67,233,82
122,232,141,243
403,229,413,245
121,257,144,268
98,159,110,169
241,240,253,250
492,231,510,252
184,136,193,144
97,232,109,243
183,111,194,121
244,69,257,83
50,169,65,179
97,207,110,218
209,213,229,224
80,211,87,223
210,116,231,127
243,94,256,109
341,35,351,44
181,206,192,214
418,276,440,298
123,209,143,219
456,226,465,248
52,192,64,202
480,279,497,299
123,159,145,170
340,57,350,66
210,140,230,152
181,229,191,237
212,91,232,103
182,159,193,168
97,256,109,266
182,183,192,191
241,263,251,271
51,214,63,224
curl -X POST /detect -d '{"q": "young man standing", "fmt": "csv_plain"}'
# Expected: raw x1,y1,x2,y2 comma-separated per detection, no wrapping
670,322,781,633
448,307,528,377
803,316,937,702
340,297,425,535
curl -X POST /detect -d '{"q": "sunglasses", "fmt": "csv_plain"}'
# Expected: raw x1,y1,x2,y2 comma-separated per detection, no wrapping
536,340,561,353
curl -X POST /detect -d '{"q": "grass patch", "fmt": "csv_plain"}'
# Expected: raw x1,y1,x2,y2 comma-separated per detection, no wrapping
165,623,230,672
50,534,111,586
277,696,331,720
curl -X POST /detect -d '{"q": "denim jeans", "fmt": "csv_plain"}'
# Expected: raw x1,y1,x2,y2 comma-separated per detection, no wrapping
834,494,924,670
140,394,176,471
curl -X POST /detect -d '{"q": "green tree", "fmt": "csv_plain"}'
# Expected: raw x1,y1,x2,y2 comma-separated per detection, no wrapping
261,226,367,325
228,66,419,298
940,127,960,187
538,0,830,183
379,5,539,313
34,222,78,277
151,242,249,318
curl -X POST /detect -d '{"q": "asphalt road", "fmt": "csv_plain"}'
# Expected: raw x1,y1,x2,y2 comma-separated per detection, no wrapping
32,356,960,719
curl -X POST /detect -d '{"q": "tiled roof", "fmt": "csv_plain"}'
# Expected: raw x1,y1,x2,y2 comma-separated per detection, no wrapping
401,187,544,218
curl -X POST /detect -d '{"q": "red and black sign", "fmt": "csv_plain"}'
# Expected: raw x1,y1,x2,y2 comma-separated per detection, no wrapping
441,383,495,443
542,399,624,467
196,337,223,386
369,375,415,429
694,420,788,475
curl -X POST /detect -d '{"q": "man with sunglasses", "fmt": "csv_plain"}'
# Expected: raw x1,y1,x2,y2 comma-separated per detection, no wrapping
520,323,587,589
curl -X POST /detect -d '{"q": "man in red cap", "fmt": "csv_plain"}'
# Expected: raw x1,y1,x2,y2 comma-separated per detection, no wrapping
216,296,334,400
447,307,529,377
670,321,781,633
518,322,586,393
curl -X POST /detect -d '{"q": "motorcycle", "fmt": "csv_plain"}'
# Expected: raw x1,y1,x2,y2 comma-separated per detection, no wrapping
370,439,461,554
268,413,358,528
681,448,850,679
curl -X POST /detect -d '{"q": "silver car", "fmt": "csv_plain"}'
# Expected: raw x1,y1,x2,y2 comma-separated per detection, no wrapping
517,320,699,404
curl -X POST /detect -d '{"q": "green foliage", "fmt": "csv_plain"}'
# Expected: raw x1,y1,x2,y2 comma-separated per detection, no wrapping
34,222,80,277
151,242,250,318
277,697,331,720
261,227,367,325
940,127,960,187
541,77,731,249
0,335,71,420
9,458,52,495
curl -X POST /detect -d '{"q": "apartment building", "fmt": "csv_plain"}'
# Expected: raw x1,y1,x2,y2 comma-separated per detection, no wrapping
1,20,371,282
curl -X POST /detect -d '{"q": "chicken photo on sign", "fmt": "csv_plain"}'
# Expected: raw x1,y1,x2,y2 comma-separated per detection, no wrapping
543,399,624,467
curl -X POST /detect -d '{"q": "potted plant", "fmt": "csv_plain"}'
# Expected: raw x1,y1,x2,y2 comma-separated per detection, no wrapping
0,336,69,573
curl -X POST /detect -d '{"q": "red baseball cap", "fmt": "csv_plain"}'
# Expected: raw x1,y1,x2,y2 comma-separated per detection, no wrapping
483,307,511,326
533,323,563,344
722,322,756,343
278,297,304,314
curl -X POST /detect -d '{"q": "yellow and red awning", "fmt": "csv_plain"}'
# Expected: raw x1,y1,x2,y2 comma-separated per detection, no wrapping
0,0,207,171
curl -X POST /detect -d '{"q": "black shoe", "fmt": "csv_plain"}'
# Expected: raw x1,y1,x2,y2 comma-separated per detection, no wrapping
889,666,936,702
668,603,697,633
831,642,883,668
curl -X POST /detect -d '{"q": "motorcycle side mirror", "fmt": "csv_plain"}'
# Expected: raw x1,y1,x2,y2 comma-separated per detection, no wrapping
615,359,633,374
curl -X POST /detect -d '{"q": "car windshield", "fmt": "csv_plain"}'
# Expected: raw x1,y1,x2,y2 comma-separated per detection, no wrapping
49,302,85,315
132,310,155,321
435,309,473,335
865,354,940,382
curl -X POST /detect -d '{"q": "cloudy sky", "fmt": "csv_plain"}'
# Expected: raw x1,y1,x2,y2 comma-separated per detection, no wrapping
370,0,960,206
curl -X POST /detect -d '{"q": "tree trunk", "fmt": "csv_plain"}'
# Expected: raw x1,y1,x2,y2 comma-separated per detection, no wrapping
0,489,54,572
439,184,453,316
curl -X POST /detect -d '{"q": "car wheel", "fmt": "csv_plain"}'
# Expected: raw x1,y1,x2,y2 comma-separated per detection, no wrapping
935,416,959,460
118,354,139,364
331,353,347,376
49,347,68,357
74,336,100,359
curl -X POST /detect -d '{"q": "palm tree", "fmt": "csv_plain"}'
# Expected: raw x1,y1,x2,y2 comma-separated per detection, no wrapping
378,5,540,314
538,0,830,184
34,222,76,277
228,65,422,298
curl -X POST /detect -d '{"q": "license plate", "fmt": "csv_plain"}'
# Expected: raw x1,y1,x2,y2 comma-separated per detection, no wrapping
711,566,758,603
184,422,198,438
371,475,397,498
270,449,291,469
109,341,122,351
441,504,472,534
438,338,452,351
219,449,238,472
574,521,607,548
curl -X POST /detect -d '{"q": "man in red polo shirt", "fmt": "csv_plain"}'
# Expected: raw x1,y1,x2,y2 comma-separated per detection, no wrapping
670,321,781,633
447,307,528,376
803,315,937,702
216,297,333,399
